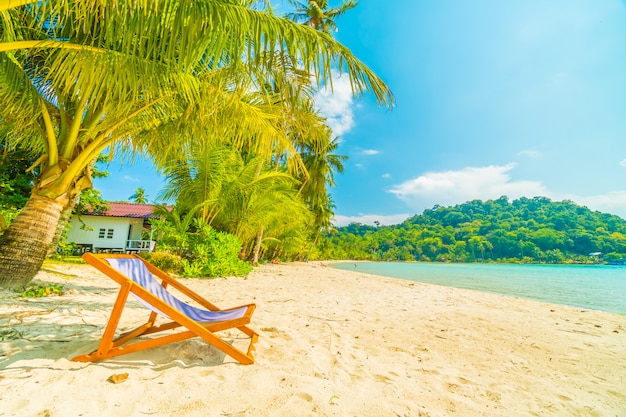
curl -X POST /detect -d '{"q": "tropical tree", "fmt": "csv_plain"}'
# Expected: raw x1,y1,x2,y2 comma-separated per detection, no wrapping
296,129,346,239
159,141,312,263
0,0,393,287
215,157,312,263
126,37,343,263
285,0,358,33
130,187,148,204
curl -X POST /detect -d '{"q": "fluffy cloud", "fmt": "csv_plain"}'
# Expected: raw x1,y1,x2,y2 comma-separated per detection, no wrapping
361,149,380,156
389,164,550,211
333,163,626,227
570,191,626,220
387,163,626,220
332,213,411,227
314,74,355,137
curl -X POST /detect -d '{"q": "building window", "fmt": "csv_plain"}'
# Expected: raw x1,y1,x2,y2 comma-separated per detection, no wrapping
99,228,114,239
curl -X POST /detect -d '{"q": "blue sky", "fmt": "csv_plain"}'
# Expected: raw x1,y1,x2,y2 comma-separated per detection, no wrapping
95,0,626,226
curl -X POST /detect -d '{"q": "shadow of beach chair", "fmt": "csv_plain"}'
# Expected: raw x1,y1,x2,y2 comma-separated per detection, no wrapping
72,253,258,365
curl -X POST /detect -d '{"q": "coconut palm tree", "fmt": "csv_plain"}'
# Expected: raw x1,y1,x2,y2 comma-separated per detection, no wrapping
129,188,148,204
0,0,393,287
159,140,311,261
215,155,311,262
285,0,358,33
297,130,346,238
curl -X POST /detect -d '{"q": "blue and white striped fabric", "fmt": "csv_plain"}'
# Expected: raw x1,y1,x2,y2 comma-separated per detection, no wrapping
106,258,247,323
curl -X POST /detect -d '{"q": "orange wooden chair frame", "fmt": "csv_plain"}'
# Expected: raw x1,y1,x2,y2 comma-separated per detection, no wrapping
72,253,258,365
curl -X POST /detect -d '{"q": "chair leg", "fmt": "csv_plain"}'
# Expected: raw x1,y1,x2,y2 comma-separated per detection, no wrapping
72,283,131,362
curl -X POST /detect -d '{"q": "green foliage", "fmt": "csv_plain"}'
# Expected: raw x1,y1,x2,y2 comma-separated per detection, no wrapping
157,143,319,263
17,281,64,298
318,197,626,264
44,256,85,264
56,241,77,257
285,0,359,33
73,188,110,218
0,146,36,211
152,217,252,278
0,329,21,341
140,251,184,275
0,208,20,232
182,221,253,277
0,146,37,231
130,187,148,204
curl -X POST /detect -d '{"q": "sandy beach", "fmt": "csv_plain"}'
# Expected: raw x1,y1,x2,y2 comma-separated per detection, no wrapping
1,261,625,417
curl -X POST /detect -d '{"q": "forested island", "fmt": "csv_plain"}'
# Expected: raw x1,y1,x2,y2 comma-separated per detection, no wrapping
317,197,626,264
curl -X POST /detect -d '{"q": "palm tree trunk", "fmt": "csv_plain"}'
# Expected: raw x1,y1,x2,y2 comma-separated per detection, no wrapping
250,227,264,265
46,203,75,257
0,194,66,288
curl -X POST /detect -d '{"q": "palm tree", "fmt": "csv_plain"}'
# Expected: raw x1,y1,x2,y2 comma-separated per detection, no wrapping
129,187,148,204
0,0,393,287
247,53,347,251
158,143,242,226
159,141,311,263
213,155,311,263
158,48,346,262
285,0,358,33
296,126,347,237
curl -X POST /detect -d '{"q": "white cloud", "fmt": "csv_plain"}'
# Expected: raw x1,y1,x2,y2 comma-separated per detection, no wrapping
332,213,411,227
362,149,380,156
382,173,391,179
333,164,626,228
567,192,626,220
123,175,140,183
517,150,543,159
619,159,626,167
385,163,626,220
314,74,355,137
389,164,551,212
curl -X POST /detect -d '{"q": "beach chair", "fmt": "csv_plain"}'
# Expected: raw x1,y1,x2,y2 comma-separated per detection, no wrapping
72,253,258,365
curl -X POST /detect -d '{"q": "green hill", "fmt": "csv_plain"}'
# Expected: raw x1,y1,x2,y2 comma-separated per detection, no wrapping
318,196,626,264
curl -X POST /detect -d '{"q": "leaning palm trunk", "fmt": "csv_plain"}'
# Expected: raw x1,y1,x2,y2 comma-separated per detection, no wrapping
0,156,88,287
46,203,74,257
0,193,68,287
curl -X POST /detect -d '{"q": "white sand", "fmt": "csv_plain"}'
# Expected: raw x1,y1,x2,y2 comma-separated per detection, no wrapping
1,261,625,417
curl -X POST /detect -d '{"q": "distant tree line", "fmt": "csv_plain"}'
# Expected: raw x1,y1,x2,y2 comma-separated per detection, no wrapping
317,196,626,264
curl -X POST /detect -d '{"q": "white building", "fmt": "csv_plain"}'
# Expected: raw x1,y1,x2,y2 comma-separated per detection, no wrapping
63,203,162,254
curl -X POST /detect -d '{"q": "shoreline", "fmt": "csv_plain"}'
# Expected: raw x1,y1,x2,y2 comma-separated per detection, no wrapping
332,260,626,316
1,261,625,416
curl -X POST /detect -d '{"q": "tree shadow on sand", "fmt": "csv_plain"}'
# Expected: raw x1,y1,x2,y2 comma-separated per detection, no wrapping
1,280,243,370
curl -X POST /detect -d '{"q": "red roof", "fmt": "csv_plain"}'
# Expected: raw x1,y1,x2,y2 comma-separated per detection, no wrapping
92,203,161,219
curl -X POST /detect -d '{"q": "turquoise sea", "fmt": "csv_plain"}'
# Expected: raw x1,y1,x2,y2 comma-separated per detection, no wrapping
332,262,626,315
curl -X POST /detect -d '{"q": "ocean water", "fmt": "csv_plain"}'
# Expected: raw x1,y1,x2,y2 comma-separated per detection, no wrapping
332,262,626,315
